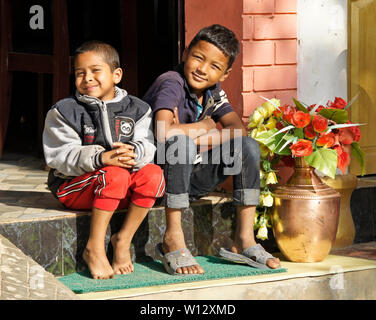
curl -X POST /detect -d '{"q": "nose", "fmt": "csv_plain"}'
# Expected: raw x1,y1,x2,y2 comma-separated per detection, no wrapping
84,71,93,82
197,62,209,75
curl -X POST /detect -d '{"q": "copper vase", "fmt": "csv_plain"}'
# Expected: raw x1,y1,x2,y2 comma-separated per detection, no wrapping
272,157,341,262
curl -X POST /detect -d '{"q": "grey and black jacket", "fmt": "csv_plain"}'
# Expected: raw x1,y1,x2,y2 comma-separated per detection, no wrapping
43,87,156,195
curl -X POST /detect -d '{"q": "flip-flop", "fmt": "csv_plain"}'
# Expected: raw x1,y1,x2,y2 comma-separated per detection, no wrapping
219,244,280,270
155,243,203,276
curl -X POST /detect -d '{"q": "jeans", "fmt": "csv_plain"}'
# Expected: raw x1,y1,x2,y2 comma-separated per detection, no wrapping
156,135,260,209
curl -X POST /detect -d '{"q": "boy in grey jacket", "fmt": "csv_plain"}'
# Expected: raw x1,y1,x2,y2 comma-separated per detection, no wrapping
43,41,165,279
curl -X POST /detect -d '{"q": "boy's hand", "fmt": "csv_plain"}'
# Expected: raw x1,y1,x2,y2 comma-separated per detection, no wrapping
173,107,180,124
101,142,136,169
200,116,216,132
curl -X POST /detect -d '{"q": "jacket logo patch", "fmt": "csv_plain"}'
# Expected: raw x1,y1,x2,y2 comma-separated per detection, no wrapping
115,116,135,140
83,125,96,144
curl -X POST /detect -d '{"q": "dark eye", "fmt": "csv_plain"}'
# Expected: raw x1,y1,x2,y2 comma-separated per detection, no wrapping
193,55,203,61
212,64,221,70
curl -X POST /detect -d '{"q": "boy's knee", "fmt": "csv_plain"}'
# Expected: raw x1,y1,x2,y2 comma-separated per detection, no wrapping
103,166,131,185
140,164,164,186
165,135,197,165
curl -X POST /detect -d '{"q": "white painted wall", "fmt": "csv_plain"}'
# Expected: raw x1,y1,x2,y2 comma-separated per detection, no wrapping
297,0,348,105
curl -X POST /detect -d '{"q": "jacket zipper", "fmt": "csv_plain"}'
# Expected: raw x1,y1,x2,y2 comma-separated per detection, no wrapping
99,102,114,149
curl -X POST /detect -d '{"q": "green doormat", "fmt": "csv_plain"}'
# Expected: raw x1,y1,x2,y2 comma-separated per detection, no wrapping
58,256,287,294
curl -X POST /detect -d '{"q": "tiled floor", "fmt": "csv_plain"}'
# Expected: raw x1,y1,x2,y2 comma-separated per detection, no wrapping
0,153,83,223
0,152,48,192
331,242,376,260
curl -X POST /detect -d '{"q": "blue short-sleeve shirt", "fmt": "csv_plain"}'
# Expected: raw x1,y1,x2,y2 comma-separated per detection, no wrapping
143,63,234,124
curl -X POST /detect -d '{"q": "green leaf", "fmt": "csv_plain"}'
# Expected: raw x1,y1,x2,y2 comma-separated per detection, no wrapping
318,109,348,124
327,123,365,132
254,129,292,156
292,98,309,113
344,93,359,110
294,128,304,139
278,136,297,153
305,148,338,179
309,100,324,115
262,159,272,172
351,142,365,176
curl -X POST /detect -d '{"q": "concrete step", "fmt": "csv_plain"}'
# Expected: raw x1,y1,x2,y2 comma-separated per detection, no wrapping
0,189,278,276
75,253,376,300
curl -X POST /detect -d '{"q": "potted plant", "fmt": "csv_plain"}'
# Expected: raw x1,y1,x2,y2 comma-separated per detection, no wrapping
248,96,364,261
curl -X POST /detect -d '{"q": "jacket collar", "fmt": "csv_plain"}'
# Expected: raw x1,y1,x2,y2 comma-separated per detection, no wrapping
75,86,128,105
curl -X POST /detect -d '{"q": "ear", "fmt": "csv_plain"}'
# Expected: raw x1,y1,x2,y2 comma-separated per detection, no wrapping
219,67,232,82
113,67,123,84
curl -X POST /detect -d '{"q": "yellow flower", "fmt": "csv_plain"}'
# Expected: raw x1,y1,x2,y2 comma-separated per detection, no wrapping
260,193,274,207
256,225,268,240
250,125,267,138
259,144,270,159
256,106,269,119
260,170,265,180
265,171,278,185
265,117,277,130
254,211,259,225
261,98,280,117
248,109,264,128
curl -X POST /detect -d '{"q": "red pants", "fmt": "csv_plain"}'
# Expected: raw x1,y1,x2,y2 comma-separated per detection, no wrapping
56,164,165,211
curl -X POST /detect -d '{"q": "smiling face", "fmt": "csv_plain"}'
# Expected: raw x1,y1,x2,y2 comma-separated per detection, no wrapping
74,51,122,101
183,40,231,98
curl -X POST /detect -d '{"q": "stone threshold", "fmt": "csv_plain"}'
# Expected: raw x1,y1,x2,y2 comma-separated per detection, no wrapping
77,254,376,300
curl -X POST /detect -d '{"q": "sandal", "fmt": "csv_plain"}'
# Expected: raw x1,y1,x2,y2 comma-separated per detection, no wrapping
219,244,280,270
155,243,203,275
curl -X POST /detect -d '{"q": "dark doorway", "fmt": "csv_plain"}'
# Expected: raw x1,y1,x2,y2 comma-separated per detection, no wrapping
2,0,184,157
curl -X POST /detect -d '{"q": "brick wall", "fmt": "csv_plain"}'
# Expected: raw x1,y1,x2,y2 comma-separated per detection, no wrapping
241,0,297,123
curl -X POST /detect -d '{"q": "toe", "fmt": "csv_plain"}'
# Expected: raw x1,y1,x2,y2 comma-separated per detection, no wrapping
267,258,280,269
181,267,189,274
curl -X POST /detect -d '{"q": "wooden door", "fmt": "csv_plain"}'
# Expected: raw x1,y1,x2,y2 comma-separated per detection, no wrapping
349,0,376,175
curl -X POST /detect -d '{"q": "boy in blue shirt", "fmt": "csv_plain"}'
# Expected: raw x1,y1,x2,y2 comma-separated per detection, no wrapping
143,25,280,275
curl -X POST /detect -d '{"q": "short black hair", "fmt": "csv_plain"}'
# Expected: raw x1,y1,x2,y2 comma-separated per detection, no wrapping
74,41,120,72
188,24,240,69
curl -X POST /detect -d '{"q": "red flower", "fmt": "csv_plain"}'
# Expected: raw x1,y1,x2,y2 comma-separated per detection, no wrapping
312,115,328,133
276,121,285,130
317,132,335,148
333,145,351,174
290,139,313,157
308,104,325,113
327,97,347,109
273,108,282,119
338,128,354,145
338,121,361,145
292,111,311,128
303,123,317,139
282,105,296,124
347,121,361,142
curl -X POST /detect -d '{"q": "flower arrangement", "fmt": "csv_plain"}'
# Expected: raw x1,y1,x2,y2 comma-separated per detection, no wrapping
248,96,364,240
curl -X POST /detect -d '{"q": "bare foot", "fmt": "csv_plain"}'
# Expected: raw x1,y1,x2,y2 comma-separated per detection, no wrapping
82,247,114,279
162,231,204,275
111,233,134,275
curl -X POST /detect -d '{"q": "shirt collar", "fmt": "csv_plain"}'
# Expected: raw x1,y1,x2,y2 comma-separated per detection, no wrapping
174,63,215,106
